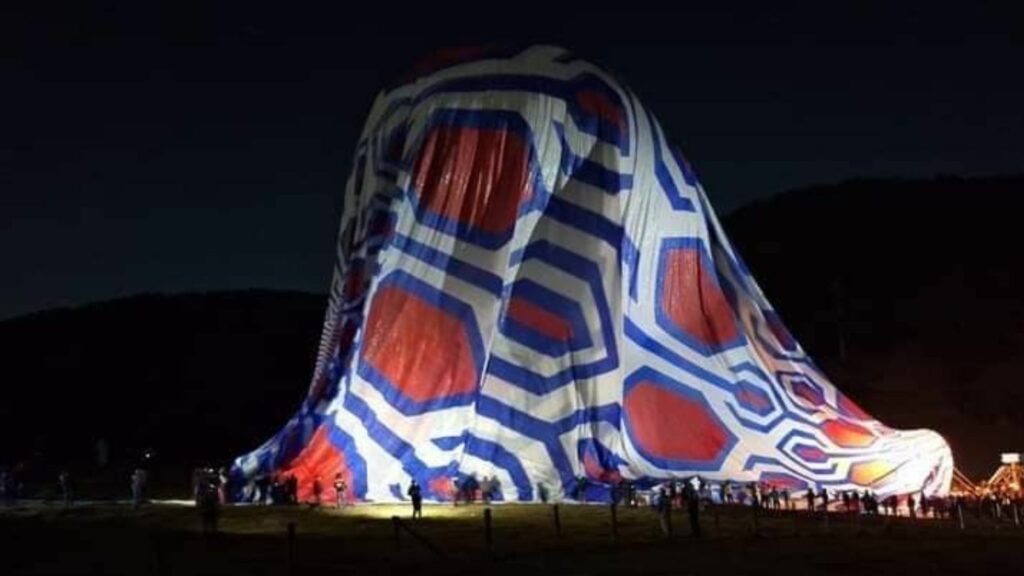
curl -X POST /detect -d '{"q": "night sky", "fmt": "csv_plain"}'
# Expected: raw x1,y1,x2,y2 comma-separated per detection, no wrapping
4,3,1022,320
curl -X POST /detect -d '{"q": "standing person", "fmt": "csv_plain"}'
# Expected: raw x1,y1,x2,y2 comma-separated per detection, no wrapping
217,468,229,505
537,481,549,504
198,477,220,535
58,470,73,508
207,469,222,507
698,478,711,506
616,479,628,506
480,476,492,504
463,475,478,504
262,474,272,505
490,476,503,502
781,488,790,510
575,476,588,503
656,487,672,538
311,476,323,507
333,474,347,507
684,481,701,537
277,474,288,505
407,480,423,519
287,474,299,505
131,469,146,510
192,469,201,506
191,469,203,502
805,487,815,512
255,474,270,505
269,474,282,505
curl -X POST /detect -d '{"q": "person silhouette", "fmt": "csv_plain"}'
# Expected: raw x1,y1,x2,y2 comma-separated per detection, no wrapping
334,473,347,507
407,480,423,519
312,476,323,507
58,471,73,508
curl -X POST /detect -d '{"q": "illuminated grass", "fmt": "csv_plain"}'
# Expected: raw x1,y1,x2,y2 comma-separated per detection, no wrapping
2,502,1022,575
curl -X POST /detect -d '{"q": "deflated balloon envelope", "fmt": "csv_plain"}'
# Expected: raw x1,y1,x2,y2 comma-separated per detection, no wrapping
232,45,953,504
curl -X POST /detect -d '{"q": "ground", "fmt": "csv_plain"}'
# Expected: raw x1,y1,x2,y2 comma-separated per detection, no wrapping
2,502,1022,575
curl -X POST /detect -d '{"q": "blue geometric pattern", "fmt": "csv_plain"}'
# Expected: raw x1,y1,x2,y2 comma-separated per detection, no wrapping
233,45,954,503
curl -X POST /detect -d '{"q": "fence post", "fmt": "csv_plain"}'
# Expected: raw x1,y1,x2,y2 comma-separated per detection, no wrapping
956,503,965,531
552,504,561,536
287,522,296,576
610,501,619,542
391,516,402,550
483,508,493,551
689,500,701,538
1013,502,1021,528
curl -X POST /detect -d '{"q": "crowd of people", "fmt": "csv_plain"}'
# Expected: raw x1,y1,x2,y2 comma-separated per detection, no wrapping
238,471,299,505
635,477,1024,524
3,462,1022,532
1,467,147,509
233,471,350,508
451,475,504,505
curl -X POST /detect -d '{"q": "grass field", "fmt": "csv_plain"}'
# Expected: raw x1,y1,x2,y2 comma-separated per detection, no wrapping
2,502,1022,575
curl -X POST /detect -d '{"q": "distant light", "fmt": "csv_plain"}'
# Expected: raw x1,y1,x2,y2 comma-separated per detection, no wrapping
1001,453,1020,464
